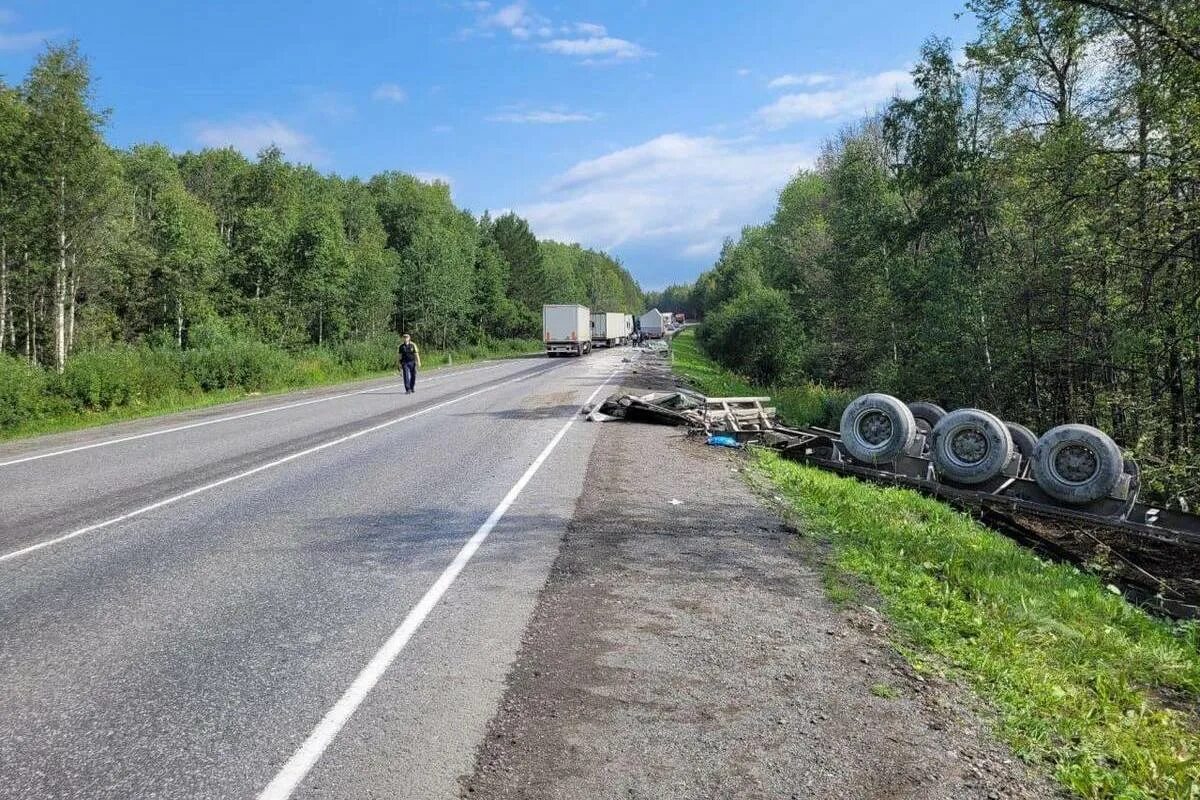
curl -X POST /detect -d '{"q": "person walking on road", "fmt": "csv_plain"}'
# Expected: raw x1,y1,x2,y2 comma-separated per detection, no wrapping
398,333,421,394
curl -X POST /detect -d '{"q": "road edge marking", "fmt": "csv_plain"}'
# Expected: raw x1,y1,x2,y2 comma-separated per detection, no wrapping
256,366,621,800
0,363,506,469
0,363,558,565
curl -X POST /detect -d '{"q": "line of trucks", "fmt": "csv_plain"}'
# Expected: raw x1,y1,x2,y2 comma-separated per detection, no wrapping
542,305,685,357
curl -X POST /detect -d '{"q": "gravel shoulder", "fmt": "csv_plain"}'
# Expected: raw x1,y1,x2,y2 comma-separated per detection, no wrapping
460,355,1061,799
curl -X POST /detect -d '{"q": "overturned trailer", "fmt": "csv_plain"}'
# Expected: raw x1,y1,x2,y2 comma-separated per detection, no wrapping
774,393,1200,619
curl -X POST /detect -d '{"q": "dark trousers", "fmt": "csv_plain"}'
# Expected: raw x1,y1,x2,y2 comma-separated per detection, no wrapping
401,361,417,391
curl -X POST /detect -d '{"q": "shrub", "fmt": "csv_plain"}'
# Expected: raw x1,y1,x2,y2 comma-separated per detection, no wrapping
0,355,51,428
698,287,803,385
180,339,293,392
331,335,399,373
56,348,141,411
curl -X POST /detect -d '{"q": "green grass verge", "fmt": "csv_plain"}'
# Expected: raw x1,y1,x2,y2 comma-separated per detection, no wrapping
673,329,1200,800
0,340,542,443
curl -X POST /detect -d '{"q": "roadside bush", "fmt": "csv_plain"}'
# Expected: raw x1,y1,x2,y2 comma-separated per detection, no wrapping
0,355,52,428
180,338,294,392
331,335,399,373
56,348,141,411
699,287,802,385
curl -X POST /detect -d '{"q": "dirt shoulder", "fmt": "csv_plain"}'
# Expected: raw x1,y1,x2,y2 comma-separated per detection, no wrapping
460,356,1060,800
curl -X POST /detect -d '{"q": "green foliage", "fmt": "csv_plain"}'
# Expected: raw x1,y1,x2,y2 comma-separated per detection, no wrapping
0,356,56,427
674,12,1200,504
698,287,801,385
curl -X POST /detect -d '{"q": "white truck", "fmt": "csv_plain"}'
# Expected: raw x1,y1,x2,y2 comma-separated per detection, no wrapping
639,308,665,339
543,304,592,357
590,311,628,347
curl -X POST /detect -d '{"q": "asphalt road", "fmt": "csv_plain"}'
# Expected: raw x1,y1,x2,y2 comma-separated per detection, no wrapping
0,349,626,799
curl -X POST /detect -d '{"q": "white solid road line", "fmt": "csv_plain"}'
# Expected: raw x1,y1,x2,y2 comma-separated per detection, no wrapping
256,367,622,800
0,362,506,469
0,363,558,565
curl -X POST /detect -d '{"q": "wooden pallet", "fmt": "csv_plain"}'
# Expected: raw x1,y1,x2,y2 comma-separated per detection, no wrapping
704,396,776,432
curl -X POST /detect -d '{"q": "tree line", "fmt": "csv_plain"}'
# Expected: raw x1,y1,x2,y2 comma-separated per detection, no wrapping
678,0,1200,500
0,43,644,377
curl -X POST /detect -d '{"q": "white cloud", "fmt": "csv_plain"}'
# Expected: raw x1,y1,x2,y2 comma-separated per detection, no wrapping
0,28,57,51
480,1,548,39
767,72,835,89
461,3,648,62
517,133,814,261
572,22,607,36
756,69,912,128
487,109,599,124
192,118,324,164
372,83,408,103
539,35,649,62
737,67,752,77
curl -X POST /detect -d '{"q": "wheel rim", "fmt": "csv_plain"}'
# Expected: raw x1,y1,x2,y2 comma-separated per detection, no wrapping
856,410,893,450
1049,442,1099,485
945,424,989,467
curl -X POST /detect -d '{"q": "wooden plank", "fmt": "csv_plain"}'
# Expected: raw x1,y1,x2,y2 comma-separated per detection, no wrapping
704,396,773,404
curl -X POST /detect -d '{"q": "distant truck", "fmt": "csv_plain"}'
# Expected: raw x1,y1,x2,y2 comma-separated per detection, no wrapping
624,314,635,340
639,308,666,339
591,311,628,347
674,312,685,323
543,304,592,357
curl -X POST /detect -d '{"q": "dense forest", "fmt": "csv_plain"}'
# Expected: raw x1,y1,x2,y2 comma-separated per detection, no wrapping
673,0,1200,501
0,44,643,429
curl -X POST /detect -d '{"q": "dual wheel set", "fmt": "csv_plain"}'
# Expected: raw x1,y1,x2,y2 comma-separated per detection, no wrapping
838,393,1130,506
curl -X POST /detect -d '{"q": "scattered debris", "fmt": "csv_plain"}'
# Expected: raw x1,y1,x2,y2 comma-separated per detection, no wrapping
707,435,741,448
583,388,784,436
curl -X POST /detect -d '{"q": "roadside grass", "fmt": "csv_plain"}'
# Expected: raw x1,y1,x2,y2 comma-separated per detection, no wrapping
672,329,1200,799
870,683,901,700
0,338,542,443
671,329,851,428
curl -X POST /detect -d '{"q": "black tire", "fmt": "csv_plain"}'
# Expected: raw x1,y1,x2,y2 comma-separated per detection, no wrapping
1005,422,1038,460
907,401,947,436
1032,424,1123,505
929,408,1014,484
838,393,917,464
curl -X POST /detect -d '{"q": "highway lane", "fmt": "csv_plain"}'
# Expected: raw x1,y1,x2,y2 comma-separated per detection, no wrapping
0,348,625,799
0,357,539,556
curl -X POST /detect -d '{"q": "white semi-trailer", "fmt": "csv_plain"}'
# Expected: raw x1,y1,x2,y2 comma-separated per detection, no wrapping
590,311,627,347
543,304,592,357
639,308,665,339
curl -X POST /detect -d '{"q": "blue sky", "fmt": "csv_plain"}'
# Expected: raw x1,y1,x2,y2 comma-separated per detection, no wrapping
0,1,975,289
